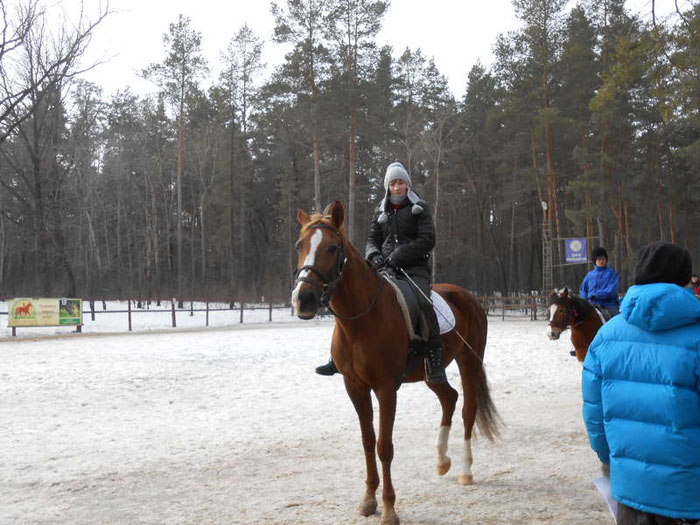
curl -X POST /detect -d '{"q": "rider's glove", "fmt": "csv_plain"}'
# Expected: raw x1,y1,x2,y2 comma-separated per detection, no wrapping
385,256,399,271
369,253,385,270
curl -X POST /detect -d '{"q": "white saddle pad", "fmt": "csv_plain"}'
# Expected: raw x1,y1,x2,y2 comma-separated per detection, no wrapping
431,290,455,334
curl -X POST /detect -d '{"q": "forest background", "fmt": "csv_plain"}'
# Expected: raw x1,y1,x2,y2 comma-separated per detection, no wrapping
0,0,698,302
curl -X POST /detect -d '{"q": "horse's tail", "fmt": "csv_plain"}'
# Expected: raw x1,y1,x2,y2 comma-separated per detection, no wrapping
474,355,501,441
443,285,501,441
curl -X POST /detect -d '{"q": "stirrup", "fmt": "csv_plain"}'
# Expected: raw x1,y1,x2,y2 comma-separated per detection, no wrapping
315,359,338,376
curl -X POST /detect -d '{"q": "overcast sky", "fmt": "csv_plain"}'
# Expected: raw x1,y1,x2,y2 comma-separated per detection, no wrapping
50,0,690,99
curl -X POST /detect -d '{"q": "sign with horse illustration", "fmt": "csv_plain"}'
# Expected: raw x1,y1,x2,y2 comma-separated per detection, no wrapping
8,298,82,328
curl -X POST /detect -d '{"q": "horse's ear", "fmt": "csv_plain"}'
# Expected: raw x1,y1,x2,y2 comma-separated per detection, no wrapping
328,200,345,229
297,208,310,225
562,286,569,296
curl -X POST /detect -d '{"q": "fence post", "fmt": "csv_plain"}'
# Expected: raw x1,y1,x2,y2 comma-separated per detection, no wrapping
206,301,209,327
269,300,273,322
190,300,194,317
128,300,132,331
12,326,16,337
502,297,505,321
90,300,95,321
171,300,177,327
240,302,244,324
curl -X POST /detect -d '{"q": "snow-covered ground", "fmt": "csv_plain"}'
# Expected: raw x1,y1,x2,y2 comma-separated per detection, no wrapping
0,314,611,524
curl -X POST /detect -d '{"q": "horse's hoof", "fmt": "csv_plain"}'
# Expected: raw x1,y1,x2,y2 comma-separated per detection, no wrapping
380,508,400,525
358,494,377,516
437,457,451,476
458,474,474,486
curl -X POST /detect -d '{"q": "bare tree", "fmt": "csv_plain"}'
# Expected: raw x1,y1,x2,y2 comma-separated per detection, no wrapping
0,0,110,144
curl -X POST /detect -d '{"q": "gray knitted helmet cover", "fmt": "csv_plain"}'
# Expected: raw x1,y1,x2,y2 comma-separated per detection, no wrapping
377,162,423,223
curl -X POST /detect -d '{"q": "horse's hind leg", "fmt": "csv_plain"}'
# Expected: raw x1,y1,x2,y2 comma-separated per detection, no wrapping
456,360,478,486
427,381,459,476
344,380,379,517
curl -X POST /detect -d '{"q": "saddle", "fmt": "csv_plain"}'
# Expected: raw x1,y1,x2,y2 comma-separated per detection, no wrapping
381,272,456,344
591,305,612,324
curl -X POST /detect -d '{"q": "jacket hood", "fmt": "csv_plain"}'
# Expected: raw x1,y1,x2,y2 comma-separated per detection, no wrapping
621,282,700,332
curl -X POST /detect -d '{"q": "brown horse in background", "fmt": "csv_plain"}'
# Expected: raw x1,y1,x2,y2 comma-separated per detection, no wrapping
547,287,605,362
292,201,499,525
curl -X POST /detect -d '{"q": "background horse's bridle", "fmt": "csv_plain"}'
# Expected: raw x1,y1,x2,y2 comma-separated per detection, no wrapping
549,299,582,330
293,221,384,320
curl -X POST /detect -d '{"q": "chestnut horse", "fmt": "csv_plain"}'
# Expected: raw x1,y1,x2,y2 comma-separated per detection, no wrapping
547,287,605,362
292,201,499,525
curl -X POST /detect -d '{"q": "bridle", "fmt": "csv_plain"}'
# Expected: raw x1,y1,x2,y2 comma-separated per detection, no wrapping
294,222,347,306
548,298,583,331
293,221,384,320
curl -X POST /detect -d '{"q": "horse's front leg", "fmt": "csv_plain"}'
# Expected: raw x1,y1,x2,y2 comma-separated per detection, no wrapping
344,378,379,517
376,387,399,525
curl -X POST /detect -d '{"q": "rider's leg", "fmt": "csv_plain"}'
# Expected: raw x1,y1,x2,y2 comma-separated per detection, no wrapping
315,357,338,376
411,275,447,384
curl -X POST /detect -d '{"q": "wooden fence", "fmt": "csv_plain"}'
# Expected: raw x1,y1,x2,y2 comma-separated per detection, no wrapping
2,294,548,336
475,295,548,321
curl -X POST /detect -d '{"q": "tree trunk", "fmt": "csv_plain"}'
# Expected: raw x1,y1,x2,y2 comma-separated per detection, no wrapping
348,111,357,245
656,148,665,240
177,89,184,305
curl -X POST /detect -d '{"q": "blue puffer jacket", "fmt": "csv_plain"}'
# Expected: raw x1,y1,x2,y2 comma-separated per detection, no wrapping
582,283,700,519
580,265,620,308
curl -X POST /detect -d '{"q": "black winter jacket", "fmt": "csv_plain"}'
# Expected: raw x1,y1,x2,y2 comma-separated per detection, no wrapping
365,198,435,281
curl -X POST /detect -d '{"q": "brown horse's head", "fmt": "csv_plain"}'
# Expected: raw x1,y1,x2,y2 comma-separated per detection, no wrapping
291,201,347,319
547,287,574,340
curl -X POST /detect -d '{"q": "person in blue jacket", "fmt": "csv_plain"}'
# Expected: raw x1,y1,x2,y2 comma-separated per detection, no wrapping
582,241,700,525
580,246,620,316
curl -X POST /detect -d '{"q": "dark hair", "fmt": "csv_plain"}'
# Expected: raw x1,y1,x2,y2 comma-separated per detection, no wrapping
591,247,608,260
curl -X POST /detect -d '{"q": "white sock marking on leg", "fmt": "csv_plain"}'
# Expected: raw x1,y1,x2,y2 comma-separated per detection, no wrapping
436,425,450,465
461,438,473,478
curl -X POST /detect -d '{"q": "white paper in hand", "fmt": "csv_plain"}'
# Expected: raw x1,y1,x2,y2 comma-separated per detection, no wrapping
593,476,618,522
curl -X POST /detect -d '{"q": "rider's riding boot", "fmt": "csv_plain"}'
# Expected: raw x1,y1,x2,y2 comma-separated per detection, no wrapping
423,304,447,384
315,358,338,376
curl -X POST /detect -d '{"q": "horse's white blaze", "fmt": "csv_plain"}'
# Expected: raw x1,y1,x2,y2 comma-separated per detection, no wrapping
546,304,561,339
461,438,473,478
547,325,561,339
291,230,323,314
436,425,450,465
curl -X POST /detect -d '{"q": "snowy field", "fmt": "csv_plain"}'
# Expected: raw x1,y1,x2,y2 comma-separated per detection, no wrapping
0,313,611,524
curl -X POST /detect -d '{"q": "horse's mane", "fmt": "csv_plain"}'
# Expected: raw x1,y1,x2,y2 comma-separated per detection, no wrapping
301,212,348,237
301,212,370,264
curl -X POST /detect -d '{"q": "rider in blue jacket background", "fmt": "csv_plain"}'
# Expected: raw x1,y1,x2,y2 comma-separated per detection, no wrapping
579,247,620,316
582,242,700,524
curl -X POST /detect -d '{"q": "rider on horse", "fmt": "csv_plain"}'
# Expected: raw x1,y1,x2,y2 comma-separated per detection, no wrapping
580,247,620,318
315,162,447,383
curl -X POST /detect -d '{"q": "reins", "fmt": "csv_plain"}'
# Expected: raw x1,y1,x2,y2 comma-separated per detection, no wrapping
327,273,385,321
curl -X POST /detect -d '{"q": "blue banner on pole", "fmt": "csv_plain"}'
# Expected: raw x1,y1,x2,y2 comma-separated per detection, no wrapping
565,238,587,263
